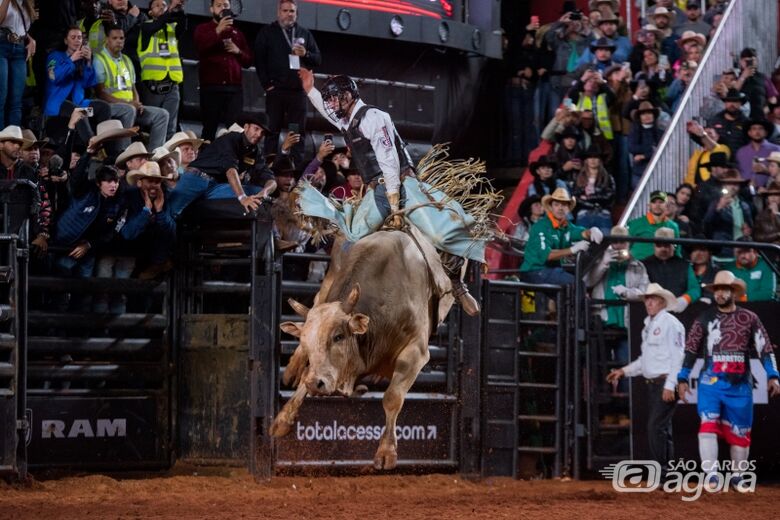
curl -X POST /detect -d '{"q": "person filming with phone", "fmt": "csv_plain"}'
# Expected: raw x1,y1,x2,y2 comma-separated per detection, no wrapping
44,25,113,148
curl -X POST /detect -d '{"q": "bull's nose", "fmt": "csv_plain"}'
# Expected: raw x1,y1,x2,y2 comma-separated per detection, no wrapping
316,379,327,391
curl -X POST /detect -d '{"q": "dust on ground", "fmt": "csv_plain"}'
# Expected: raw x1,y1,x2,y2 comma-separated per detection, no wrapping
1,466,777,519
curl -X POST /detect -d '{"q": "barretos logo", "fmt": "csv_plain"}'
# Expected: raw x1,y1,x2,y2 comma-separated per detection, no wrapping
41,418,127,439
600,459,757,501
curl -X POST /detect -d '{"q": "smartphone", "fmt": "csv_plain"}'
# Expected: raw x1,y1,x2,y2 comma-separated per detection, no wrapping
288,123,300,134
563,98,575,110
323,133,333,143
79,106,94,117
659,54,670,69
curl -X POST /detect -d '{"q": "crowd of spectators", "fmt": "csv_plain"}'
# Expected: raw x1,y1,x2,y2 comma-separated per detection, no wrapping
0,0,361,313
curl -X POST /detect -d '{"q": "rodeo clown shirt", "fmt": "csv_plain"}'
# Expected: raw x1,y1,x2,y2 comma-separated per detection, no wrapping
677,307,780,386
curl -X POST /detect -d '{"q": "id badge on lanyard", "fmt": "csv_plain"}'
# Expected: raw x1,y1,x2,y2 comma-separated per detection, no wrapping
282,26,300,70
159,42,171,57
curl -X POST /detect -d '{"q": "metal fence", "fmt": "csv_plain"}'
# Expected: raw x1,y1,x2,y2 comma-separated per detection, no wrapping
621,0,779,224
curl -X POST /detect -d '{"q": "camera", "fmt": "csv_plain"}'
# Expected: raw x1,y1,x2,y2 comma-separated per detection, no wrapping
323,133,333,143
569,10,583,21
219,8,236,20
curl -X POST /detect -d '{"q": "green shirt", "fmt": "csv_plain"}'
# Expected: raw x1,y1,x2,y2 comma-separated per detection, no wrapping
627,214,680,261
520,214,586,273
719,258,777,301
604,264,628,328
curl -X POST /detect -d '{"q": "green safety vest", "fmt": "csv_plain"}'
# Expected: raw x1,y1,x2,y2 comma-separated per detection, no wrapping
137,21,183,83
577,93,614,140
95,49,135,102
87,19,105,53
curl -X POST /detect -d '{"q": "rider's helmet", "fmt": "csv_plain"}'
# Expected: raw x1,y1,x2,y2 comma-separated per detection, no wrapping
321,75,360,119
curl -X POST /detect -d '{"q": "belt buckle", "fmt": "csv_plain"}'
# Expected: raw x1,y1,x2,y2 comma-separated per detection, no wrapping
377,177,385,185
158,83,172,95
8,32,21,44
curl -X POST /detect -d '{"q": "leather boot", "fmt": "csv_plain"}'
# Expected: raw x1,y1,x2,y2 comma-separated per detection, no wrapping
441,253,480,316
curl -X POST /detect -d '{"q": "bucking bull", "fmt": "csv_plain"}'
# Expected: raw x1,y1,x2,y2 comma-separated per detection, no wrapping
270,229,455,469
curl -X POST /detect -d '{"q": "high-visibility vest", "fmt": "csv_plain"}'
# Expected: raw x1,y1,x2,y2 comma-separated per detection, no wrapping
137,21,183,83
87,19,105,52
95,49,135,102
577,94,614,140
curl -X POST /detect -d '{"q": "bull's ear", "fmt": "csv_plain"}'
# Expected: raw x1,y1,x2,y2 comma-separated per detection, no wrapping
288,298,310,319
342,283,361,313
348,313,370,335
280,321,302,338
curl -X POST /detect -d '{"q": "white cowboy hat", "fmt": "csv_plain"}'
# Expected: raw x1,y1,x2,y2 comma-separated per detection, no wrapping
541,187,576,213
93,119,138,147
115,141,153,168
652,6,677,23
766,151,780,165
703,270,746,298
228,123,244,133
151,146,179,165
0,125,33,146
641,283,678,309
164,130,205,151
20,129,48,150
126,160,174,185
677,31,707,48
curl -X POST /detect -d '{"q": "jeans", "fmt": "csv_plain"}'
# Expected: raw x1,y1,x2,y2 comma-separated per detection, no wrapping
109,102,170,150
53,252,96,312
372,182,406,220
519,267,575,286
575,209,612,235
167,171,262,219
93,255,135,314
0,40,27,128
264,89,307,166
139,81,180,140
646,379,677,475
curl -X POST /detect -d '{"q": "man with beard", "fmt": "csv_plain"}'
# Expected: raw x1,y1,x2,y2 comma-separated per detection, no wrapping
627,190,680,261
737,48,778,121
677,270,780,488
719,238,777,301
254,0,321,165
707,89,749,155
735,118,780,189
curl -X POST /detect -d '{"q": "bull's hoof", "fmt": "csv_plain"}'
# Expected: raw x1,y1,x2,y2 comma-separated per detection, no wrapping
373,447,398,470
269,416,292,437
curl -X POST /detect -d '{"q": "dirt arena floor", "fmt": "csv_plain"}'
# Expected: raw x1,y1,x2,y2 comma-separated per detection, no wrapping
2,465,779,520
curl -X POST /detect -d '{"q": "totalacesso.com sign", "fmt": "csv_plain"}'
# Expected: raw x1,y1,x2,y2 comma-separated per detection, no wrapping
275,396,454,464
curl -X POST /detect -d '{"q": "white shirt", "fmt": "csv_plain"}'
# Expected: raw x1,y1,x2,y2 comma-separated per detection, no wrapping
307,88,401,194
1,2,30,36
622,309,686,391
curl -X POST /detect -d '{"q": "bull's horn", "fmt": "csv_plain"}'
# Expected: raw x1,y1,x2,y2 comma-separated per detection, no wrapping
341,283,361,314
288,298,310,318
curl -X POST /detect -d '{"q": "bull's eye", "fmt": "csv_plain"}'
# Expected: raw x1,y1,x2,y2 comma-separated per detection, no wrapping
332,333,345,343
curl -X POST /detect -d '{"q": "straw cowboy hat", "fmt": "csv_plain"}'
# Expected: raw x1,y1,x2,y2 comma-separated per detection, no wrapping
542,187,576,212
93,119,138,148
641,282,678,309
20,129,48,150
0,125,33,146
126,160,174,185
640,24,666,41
164,131,205,151
703,270,746,298
677,30,706,48
597,8,620,24
588,0,619,11
765,151,780,166
115,141,152,168
151,146,179,165
651,6,677,23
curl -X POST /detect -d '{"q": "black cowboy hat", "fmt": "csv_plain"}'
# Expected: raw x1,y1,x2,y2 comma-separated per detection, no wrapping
578,144,604,160
590,37,617,52
556,126,581,141
722,88,747,103
529,155,559,173
701,151,731,168
238,113,271,133
743,117,774,137
271,156,296,177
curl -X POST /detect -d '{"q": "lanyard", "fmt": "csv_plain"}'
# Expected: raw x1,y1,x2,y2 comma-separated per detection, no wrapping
279,24,296,50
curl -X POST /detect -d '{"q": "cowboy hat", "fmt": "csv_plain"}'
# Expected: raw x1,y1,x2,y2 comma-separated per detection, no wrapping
20,129,48,150
701,151,731,168
631,101,660,121
597,9,620,24
677,30,706,48
760,180,780,195
542,187,576,212
151,146,179,165
765,151,780,165
743,118,774,137
93,120,138,148
641,283,678,309
556,126,581,141
588,0,619,10
126,160,174,185
722,88,747,103
529,155,558,173
651,6,677,23
115,141,152,168
703,270,746,297
579,144,604,160
272,156,296,177
719,168,749,184
164,131,205,151
610,225,629,237
640,24,666,41
654,227,675,241
0,125,33,146
238,113,271,133
590,37,617,52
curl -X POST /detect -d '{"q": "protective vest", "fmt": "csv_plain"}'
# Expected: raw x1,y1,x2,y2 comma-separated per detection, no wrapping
137,21,183,82
343,104,412,184
95,49,135,102
87,19,105,52
577,94,614,140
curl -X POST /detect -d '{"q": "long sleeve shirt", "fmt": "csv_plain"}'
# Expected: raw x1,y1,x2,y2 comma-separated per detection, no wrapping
253,22,321,91
678,307,780,385
307,89,401,194
193,20,253,88
622,309,686,391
